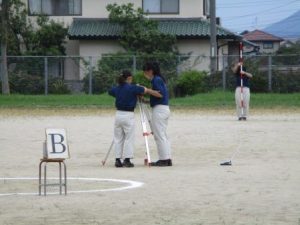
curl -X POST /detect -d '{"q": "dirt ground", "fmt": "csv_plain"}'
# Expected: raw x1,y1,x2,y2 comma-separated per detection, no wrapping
0,108,300,225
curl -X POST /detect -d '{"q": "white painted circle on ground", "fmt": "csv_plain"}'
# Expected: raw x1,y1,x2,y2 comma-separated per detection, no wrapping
0,177,144,197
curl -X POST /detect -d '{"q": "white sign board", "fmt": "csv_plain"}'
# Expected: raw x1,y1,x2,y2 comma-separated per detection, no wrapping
45,129,69,159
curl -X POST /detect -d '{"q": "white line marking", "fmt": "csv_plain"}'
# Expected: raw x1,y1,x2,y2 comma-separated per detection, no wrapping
0,177,144,197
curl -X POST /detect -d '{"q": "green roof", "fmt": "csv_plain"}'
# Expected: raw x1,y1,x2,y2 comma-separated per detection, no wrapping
68,18,237,40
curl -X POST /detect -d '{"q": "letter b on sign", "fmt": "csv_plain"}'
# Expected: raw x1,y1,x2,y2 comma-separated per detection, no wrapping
45,129,69,159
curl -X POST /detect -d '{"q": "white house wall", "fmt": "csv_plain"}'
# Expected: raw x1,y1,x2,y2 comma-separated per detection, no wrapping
24,0,206,24
79,40,124,57
64,40,80,80
177,39,210,72
78,40,124,79
21,0,223,81
78,39,216,79
23,0,207,55
257,42,281,54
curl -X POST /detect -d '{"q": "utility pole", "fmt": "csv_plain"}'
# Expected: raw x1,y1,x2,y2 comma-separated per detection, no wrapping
209,0,217,74
0,0,10,94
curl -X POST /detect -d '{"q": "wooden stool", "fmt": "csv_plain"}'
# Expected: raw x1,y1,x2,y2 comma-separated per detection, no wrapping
38,158,67,196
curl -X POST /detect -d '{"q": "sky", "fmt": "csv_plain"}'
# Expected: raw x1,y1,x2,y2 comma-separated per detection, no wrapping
216,0,300,33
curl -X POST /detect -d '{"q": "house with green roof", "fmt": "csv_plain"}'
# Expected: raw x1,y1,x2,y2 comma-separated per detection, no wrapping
25,0,241,81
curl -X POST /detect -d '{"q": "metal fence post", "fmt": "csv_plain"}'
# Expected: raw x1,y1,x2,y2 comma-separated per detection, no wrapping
176,55,181,76
0,57,2,82
132,55,136,74
44,57,48,95
268,55,272,92
88,56,92,95
222,55,226,91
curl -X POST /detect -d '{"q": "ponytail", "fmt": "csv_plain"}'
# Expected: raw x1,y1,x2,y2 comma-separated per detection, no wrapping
117,70,132,85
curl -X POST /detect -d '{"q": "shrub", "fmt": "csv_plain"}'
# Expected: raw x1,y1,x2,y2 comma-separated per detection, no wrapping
176,70,210,96
83,54,133,94
83,52,184,95
9,72,44,94
49,78,70,94
272,70,300,93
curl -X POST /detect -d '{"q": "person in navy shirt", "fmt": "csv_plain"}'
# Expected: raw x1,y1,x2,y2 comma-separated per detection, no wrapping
143,62,172,167
109,70,159,167
231,62,253,121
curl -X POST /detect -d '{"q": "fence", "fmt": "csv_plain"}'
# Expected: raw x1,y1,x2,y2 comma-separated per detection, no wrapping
1,54,300,95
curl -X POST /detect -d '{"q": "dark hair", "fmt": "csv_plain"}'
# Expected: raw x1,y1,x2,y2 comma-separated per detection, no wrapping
117,70,132,85
143,62,166,83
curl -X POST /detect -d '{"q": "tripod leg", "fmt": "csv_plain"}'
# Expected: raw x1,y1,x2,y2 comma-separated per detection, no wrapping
101,140,114,166
143,103,153,134
138,99,151,166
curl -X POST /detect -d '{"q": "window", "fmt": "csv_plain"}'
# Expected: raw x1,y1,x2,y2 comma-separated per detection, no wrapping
143,0,179,14
263,42,274,49
28,0,82,16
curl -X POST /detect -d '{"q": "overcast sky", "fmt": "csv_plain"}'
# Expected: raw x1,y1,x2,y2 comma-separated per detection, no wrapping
216,0,300,33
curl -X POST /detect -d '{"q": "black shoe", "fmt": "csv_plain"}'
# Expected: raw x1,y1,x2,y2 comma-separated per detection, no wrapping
115,158,123,168
123,158,134,168
242,117,247,121
238,117,243,121
150,159,172,167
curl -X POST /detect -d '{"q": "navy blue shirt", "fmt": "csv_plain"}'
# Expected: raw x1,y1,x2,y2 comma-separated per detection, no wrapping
109,83,144,111
235,66,250,88
150,75,169,107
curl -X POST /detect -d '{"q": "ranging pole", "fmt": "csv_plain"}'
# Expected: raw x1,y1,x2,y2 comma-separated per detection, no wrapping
209,0,217,74
239,41,244,116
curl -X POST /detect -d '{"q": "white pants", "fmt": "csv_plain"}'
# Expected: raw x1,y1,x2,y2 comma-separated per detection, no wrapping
114,111,135,159
152,105,171,160
235,87,250,118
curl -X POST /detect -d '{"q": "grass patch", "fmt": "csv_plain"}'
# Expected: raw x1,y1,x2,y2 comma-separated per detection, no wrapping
0,94,114,108
0,91,300,109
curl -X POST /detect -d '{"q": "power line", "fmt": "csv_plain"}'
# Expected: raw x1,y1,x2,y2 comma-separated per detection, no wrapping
220,0,299,20
218,0,281,7
217,2,286,9
222,18,300,32
221,10,300,26
220,9,300,22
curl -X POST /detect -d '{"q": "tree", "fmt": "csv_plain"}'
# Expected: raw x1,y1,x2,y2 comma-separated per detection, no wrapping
275,40,300,65
106,3,177,54
8,16,68,94
277,40,300,55
0,0,68,94
1,0,33,94
26,16,67,55
89,3,185,96
1,0,11,94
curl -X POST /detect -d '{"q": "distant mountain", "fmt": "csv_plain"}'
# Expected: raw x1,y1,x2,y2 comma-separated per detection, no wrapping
264,10,300,40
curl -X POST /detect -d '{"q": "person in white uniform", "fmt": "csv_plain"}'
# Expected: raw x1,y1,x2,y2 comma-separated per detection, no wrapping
231,62,253,121
143,62,172,167
108,70,159,167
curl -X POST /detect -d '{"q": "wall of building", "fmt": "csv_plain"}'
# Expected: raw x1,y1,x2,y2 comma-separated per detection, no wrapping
176,39,210,72
64,39,80,80
24,0,205,25
77,39,217,78
176,39,230,72
79,40,124,56
255,41,281,54
23,0,206,74
78,40,124,79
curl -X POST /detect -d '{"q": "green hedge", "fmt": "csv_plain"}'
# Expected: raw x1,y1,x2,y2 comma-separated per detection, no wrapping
176,70,210,96
8,72,70,94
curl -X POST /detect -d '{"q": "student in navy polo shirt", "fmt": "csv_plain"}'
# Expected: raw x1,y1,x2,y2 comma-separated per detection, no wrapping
143,62,172,167
231,62,253,121
109,70,159,168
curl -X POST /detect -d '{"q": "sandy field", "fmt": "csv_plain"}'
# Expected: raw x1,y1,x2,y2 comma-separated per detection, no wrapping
0,108,300,225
